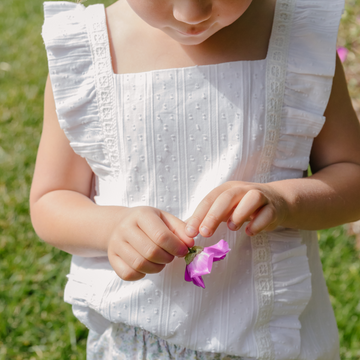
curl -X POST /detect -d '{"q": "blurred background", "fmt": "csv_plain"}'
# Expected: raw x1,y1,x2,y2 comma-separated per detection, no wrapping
0,0,359,359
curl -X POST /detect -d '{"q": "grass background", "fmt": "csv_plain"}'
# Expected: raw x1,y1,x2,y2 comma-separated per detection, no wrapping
0,0,360,359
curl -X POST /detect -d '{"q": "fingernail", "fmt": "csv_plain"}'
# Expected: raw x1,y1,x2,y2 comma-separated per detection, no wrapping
246,226,254,236
185,224,198,237
200,226,212,237
228,221,237,231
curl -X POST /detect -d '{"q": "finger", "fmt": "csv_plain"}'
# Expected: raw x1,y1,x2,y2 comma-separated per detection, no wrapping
228,190,268,231
124,226,175,265
198,186,248,237
161,212,195,249
138,210,190,257
246,204,277,236
110,241,166,279
185,183,235,237
109,252,145,281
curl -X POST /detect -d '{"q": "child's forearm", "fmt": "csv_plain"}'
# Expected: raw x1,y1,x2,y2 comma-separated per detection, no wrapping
185,161,360,239
31,190,127,257
30,189,193,272
268,161,360,230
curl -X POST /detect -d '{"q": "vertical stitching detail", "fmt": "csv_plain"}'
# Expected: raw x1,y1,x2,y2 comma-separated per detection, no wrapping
252,0,295,359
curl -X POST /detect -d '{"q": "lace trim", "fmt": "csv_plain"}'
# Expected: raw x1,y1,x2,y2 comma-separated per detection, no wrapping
86,5,120,178
251,233,275,360
255,0,295,183
252,0,295,359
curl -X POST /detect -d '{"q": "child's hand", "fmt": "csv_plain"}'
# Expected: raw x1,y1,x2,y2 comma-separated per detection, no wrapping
184,181,289,238
107,207,194,281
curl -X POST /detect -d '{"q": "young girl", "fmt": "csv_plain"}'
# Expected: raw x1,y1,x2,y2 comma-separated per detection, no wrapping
30,0,360,358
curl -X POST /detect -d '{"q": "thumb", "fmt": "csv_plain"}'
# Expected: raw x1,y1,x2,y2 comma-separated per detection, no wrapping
160,211,195,249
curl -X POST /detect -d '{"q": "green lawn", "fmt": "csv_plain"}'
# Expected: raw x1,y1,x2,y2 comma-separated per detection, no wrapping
0,0,360,359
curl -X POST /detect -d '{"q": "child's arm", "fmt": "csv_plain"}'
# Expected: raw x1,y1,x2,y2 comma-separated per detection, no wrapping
30,76,193,281
185,54,360,238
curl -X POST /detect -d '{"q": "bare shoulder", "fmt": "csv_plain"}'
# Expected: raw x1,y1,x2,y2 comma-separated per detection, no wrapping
310,54,360,173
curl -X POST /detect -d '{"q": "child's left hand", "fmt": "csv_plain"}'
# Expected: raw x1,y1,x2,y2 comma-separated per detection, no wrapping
184,54,360,239
185,181,289,238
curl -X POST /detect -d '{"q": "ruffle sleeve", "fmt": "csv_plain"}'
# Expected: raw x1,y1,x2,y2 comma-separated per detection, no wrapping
278,0,344,174
257,0,344,183
42,2,119,180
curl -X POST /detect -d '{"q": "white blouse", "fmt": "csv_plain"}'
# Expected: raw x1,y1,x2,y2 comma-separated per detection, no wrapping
42,0,344,359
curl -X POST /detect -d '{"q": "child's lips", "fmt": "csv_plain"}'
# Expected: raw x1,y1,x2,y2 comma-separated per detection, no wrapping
177,28,207,36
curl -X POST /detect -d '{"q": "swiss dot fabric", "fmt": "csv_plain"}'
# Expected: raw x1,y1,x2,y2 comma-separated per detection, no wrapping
42,0,344,359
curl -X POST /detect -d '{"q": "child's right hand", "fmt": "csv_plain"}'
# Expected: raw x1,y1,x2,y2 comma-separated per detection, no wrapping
30,76,193,282
106,206,194,281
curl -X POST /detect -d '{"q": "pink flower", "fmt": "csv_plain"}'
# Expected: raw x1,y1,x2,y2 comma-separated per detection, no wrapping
337,47,348,63
184,239,231,288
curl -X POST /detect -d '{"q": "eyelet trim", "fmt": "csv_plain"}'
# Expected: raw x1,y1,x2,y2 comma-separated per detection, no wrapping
255,0,295,184
252,0,295,359
86,5,120,179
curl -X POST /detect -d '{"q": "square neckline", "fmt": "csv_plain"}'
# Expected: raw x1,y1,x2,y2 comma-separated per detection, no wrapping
101,0,279,78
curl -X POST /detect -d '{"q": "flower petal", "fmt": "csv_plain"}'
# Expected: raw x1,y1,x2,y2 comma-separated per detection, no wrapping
184,266,192,282
213,254,227,262
184,239,231,289
187,251,214,278
203,239,230,261
191,276,205,288
337,47,348,63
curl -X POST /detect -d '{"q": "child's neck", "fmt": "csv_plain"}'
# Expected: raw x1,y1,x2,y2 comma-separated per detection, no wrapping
106,0,276,75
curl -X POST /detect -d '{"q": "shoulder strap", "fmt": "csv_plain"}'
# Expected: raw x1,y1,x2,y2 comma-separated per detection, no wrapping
255,0,296,184
85,5,121,178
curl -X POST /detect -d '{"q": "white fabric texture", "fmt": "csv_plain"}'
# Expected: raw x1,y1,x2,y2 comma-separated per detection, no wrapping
42,0,343,359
